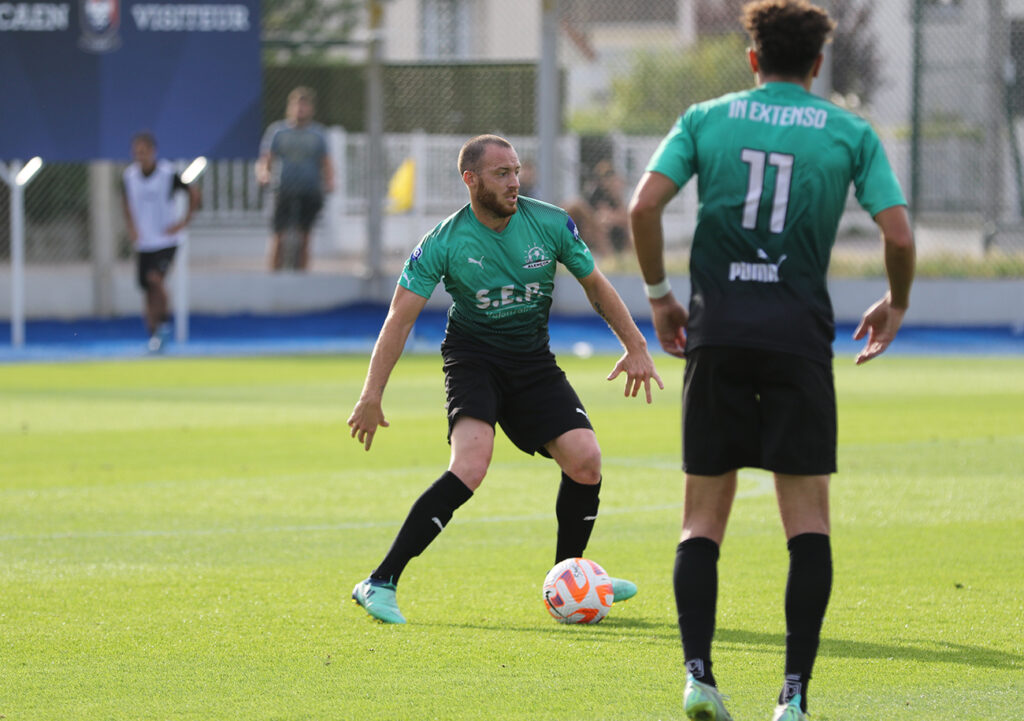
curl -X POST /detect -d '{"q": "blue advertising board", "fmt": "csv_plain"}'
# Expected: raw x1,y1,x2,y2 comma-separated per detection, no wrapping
0,0,262,160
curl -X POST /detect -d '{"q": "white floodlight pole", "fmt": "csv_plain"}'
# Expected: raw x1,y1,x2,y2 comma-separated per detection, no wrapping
174,227,189,343
174,156,207,344
3,157,43,348
9,161,25,348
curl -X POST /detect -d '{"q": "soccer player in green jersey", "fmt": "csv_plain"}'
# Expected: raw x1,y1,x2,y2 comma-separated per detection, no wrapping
349,134,663,624
629,2,915,720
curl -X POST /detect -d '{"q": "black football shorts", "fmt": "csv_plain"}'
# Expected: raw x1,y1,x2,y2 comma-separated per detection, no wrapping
682,345,837,476
272,190,324,233
137,246,177,289
442,342,593,457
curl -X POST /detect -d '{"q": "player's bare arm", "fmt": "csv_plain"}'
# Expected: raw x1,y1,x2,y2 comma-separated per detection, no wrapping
854,205,916,365
577,267,664,403
255,151,273,186
629,171,688,358
121,186,139,244
348,286,429,450
166,185,202,235
321,154,336,194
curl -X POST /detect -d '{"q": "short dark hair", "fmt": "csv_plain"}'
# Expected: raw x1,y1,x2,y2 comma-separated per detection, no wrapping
288,86,316,106
458,134,514,174
132,131,157,148
741,0,835,79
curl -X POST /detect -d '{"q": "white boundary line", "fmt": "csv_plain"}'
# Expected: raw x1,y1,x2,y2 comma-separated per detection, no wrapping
0,465,774,543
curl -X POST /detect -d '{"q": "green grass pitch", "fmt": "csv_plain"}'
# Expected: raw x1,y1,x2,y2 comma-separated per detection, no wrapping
1,352,1021,720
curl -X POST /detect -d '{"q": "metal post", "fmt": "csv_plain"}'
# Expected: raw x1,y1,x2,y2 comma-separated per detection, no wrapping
89,161,116,317
984,0,1007,230
536,0,559,202
9,161,26,348
1003,58,1024,219
412,129,428,231
910,0,923,222
174,236,189,343
365,0,386,300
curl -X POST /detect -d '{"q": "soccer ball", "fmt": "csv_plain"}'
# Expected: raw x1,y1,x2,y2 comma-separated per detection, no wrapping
542,557,614,624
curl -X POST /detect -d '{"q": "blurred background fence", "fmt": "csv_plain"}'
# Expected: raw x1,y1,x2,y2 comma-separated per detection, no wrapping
3,0,1024,326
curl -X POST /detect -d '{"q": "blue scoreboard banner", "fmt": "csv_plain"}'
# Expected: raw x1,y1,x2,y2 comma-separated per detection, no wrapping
0,0,262,160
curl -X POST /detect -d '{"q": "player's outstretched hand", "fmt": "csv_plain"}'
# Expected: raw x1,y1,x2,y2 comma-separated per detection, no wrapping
348,399,390,451
650,294,688,358
854,294,907,365
607,348,665,404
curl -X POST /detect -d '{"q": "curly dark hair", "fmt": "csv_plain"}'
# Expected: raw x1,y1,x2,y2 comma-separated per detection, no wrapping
741,0,835,79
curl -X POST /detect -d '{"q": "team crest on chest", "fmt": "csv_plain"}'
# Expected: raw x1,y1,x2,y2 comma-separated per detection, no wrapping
522,245,552,270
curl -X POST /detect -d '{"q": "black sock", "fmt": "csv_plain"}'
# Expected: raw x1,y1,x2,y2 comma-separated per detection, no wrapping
674,537,720,687
370,470,473,585
554,472,600,563
780,533,832,712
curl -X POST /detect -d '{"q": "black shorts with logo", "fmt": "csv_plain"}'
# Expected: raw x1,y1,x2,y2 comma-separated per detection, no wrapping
273,190,324,233
682,346,837,476
442,337,593,457
137,246,177,289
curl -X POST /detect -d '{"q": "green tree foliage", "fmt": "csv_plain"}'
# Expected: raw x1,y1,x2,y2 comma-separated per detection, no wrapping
571,1,881,135
262,0,363,60
571,34,751,135
695,0,882,106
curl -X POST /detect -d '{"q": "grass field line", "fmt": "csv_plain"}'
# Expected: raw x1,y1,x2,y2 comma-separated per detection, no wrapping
838,434,1024,450
0,455,752,497
0,467,774,543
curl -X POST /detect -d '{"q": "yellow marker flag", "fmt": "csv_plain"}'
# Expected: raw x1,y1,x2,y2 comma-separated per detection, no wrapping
387,157,415,214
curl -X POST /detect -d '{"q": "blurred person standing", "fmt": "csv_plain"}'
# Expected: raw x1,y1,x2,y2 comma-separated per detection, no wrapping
122,131,200,353
628,2,915,720
561,160,630,262
587,160,631,260
256,86,335,271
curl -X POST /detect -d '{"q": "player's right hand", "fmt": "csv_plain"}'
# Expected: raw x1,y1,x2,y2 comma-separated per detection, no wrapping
650,294,688,358
347,400,390,451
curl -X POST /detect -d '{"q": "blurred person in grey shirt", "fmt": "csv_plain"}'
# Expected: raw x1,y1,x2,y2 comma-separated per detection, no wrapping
256,86,335,271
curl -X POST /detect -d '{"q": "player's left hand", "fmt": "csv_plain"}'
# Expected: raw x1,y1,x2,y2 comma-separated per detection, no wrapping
607,349,664,404
853,294,906,364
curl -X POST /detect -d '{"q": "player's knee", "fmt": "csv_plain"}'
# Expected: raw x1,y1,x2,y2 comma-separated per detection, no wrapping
561,446,602,486
449,460,489,490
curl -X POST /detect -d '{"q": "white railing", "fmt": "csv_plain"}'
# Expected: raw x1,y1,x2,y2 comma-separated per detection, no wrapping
190,129,700,259
194,128,955,260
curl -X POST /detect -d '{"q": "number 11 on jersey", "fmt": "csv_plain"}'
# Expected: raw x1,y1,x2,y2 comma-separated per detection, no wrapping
741,148,794,234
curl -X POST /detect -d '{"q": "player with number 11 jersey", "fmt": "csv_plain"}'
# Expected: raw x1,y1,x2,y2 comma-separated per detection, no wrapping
647,80,906,361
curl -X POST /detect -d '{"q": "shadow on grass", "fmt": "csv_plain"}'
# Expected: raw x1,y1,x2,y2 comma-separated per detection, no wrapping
716,627,1020,670
423,614,679,639
420,619,1019,671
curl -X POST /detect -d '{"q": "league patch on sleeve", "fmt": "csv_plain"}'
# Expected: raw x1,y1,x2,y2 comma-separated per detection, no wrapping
566,216,581,240
408,246,423,264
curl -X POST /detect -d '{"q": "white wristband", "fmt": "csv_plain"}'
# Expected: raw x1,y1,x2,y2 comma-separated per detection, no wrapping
644,278,672,300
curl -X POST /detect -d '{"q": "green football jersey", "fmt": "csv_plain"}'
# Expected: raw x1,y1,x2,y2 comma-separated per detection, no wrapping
647,82,906,360
398,196,595,352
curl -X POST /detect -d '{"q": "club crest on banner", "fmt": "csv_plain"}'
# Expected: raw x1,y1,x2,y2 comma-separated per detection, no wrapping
79,0,121,53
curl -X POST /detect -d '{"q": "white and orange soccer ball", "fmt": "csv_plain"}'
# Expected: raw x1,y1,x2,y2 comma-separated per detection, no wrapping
542,557,614,624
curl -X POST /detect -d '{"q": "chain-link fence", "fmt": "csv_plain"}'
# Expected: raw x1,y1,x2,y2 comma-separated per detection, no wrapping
3,0,1023,326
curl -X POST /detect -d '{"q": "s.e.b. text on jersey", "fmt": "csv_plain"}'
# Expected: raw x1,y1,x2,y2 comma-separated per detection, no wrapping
399,197,594,353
